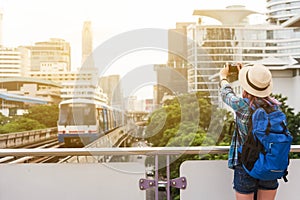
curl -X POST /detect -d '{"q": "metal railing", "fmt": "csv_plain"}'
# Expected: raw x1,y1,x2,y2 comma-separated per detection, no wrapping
1,145,300,156
1,145,300,200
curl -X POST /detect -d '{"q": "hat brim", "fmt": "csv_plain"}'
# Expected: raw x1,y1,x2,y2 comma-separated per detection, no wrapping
238,66,273,97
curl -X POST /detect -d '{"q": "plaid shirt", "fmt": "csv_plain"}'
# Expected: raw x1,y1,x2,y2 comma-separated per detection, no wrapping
220,83,251,169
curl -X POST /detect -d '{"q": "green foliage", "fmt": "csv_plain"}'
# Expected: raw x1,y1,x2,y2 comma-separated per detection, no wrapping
23,104,59,127
166,124,207,147
214,109,234,146
147,92,300,149
0,117,46,134
0,104,58,134
146,92,214,147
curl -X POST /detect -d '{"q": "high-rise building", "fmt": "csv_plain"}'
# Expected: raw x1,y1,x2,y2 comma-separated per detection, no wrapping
0,9,3,46
154,23,192,105
25,38,71,71
168,22,194,68
30,67,108,103
81,21,94,68
99,75,123,107
154,64,188,105
0,47,30,77
187,5,300,110
266,0,300,25
28,23,106,103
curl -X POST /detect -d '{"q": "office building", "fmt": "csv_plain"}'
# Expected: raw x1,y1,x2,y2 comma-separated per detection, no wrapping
187,5,300,111
266,0,300,25
0,47,30,77
99,75,123,107
0,9,2,46
25,38,71,71
30,21,106,103
155,23,192,105
154,64,188,105
168,22,194,68
30,67,107,103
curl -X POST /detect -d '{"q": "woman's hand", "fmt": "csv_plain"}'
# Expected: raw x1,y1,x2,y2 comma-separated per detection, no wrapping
219,63,243,80
237,63,242,71
220,63,229,80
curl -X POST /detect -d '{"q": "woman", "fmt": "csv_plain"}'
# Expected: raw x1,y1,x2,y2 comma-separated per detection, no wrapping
219,63,280,200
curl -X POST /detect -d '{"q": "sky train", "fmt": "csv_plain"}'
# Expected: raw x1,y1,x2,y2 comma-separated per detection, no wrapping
57,98,124,146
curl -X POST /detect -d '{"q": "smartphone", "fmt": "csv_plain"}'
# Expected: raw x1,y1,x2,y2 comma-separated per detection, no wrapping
229,64,238,73
228,63,239,82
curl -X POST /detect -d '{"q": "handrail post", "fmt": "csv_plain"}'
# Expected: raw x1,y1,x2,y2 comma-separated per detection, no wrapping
155,154,159,200
166,155,171,200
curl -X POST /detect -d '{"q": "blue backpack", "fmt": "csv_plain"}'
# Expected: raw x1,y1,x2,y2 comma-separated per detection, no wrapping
238,105,293,182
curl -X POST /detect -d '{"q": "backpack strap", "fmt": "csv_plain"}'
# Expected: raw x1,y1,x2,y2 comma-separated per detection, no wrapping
283,171,288,182
231,120,239,167
281,121,288,135
266,120,271,135
254,102,276,135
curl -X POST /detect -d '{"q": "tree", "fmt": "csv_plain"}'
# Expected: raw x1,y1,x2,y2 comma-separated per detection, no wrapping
0,117,45,134
146,92,214,147
23,104,59,127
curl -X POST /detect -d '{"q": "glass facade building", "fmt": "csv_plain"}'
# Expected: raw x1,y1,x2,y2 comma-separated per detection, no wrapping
267,0,300,24
187,6,300,105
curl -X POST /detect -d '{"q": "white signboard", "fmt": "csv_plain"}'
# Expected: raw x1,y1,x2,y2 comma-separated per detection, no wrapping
0,163,145,200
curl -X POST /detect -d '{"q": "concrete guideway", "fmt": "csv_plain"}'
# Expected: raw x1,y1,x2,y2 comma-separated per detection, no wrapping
0,128,57,148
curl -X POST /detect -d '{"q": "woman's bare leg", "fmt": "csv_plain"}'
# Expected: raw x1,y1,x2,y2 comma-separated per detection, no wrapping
236,192,254,200
257,189,277,200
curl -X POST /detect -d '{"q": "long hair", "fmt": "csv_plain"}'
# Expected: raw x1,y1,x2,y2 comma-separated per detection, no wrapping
242,90,281,107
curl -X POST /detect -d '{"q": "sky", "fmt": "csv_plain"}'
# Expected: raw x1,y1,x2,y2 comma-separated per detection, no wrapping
0,0,266,99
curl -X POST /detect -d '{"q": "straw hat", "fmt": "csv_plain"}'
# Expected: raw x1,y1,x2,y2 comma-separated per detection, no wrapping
238,63,273,97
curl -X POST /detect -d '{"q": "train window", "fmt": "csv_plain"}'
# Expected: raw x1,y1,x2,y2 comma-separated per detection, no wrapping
58,104,96,125
108,110,112,130
58,105,71,125
98,108,104,131
83,105,96,125
110,110,114,129
102,109,108,131
112,110,116,127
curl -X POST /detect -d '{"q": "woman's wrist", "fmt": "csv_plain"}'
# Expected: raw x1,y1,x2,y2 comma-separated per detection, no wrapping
219,78,229,87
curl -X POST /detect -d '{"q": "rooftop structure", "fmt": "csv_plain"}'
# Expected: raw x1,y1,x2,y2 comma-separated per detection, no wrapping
193,5,258,25
0,76,61,105
0,77,60,116
0,92,46,104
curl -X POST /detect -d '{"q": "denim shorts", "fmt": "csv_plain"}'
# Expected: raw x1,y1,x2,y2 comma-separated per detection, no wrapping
233,165,279,194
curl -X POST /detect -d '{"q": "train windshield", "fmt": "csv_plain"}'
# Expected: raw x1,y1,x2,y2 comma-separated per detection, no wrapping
58,103,96,125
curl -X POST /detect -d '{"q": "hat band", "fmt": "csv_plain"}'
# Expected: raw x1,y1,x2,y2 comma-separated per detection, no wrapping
246,71,269,91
